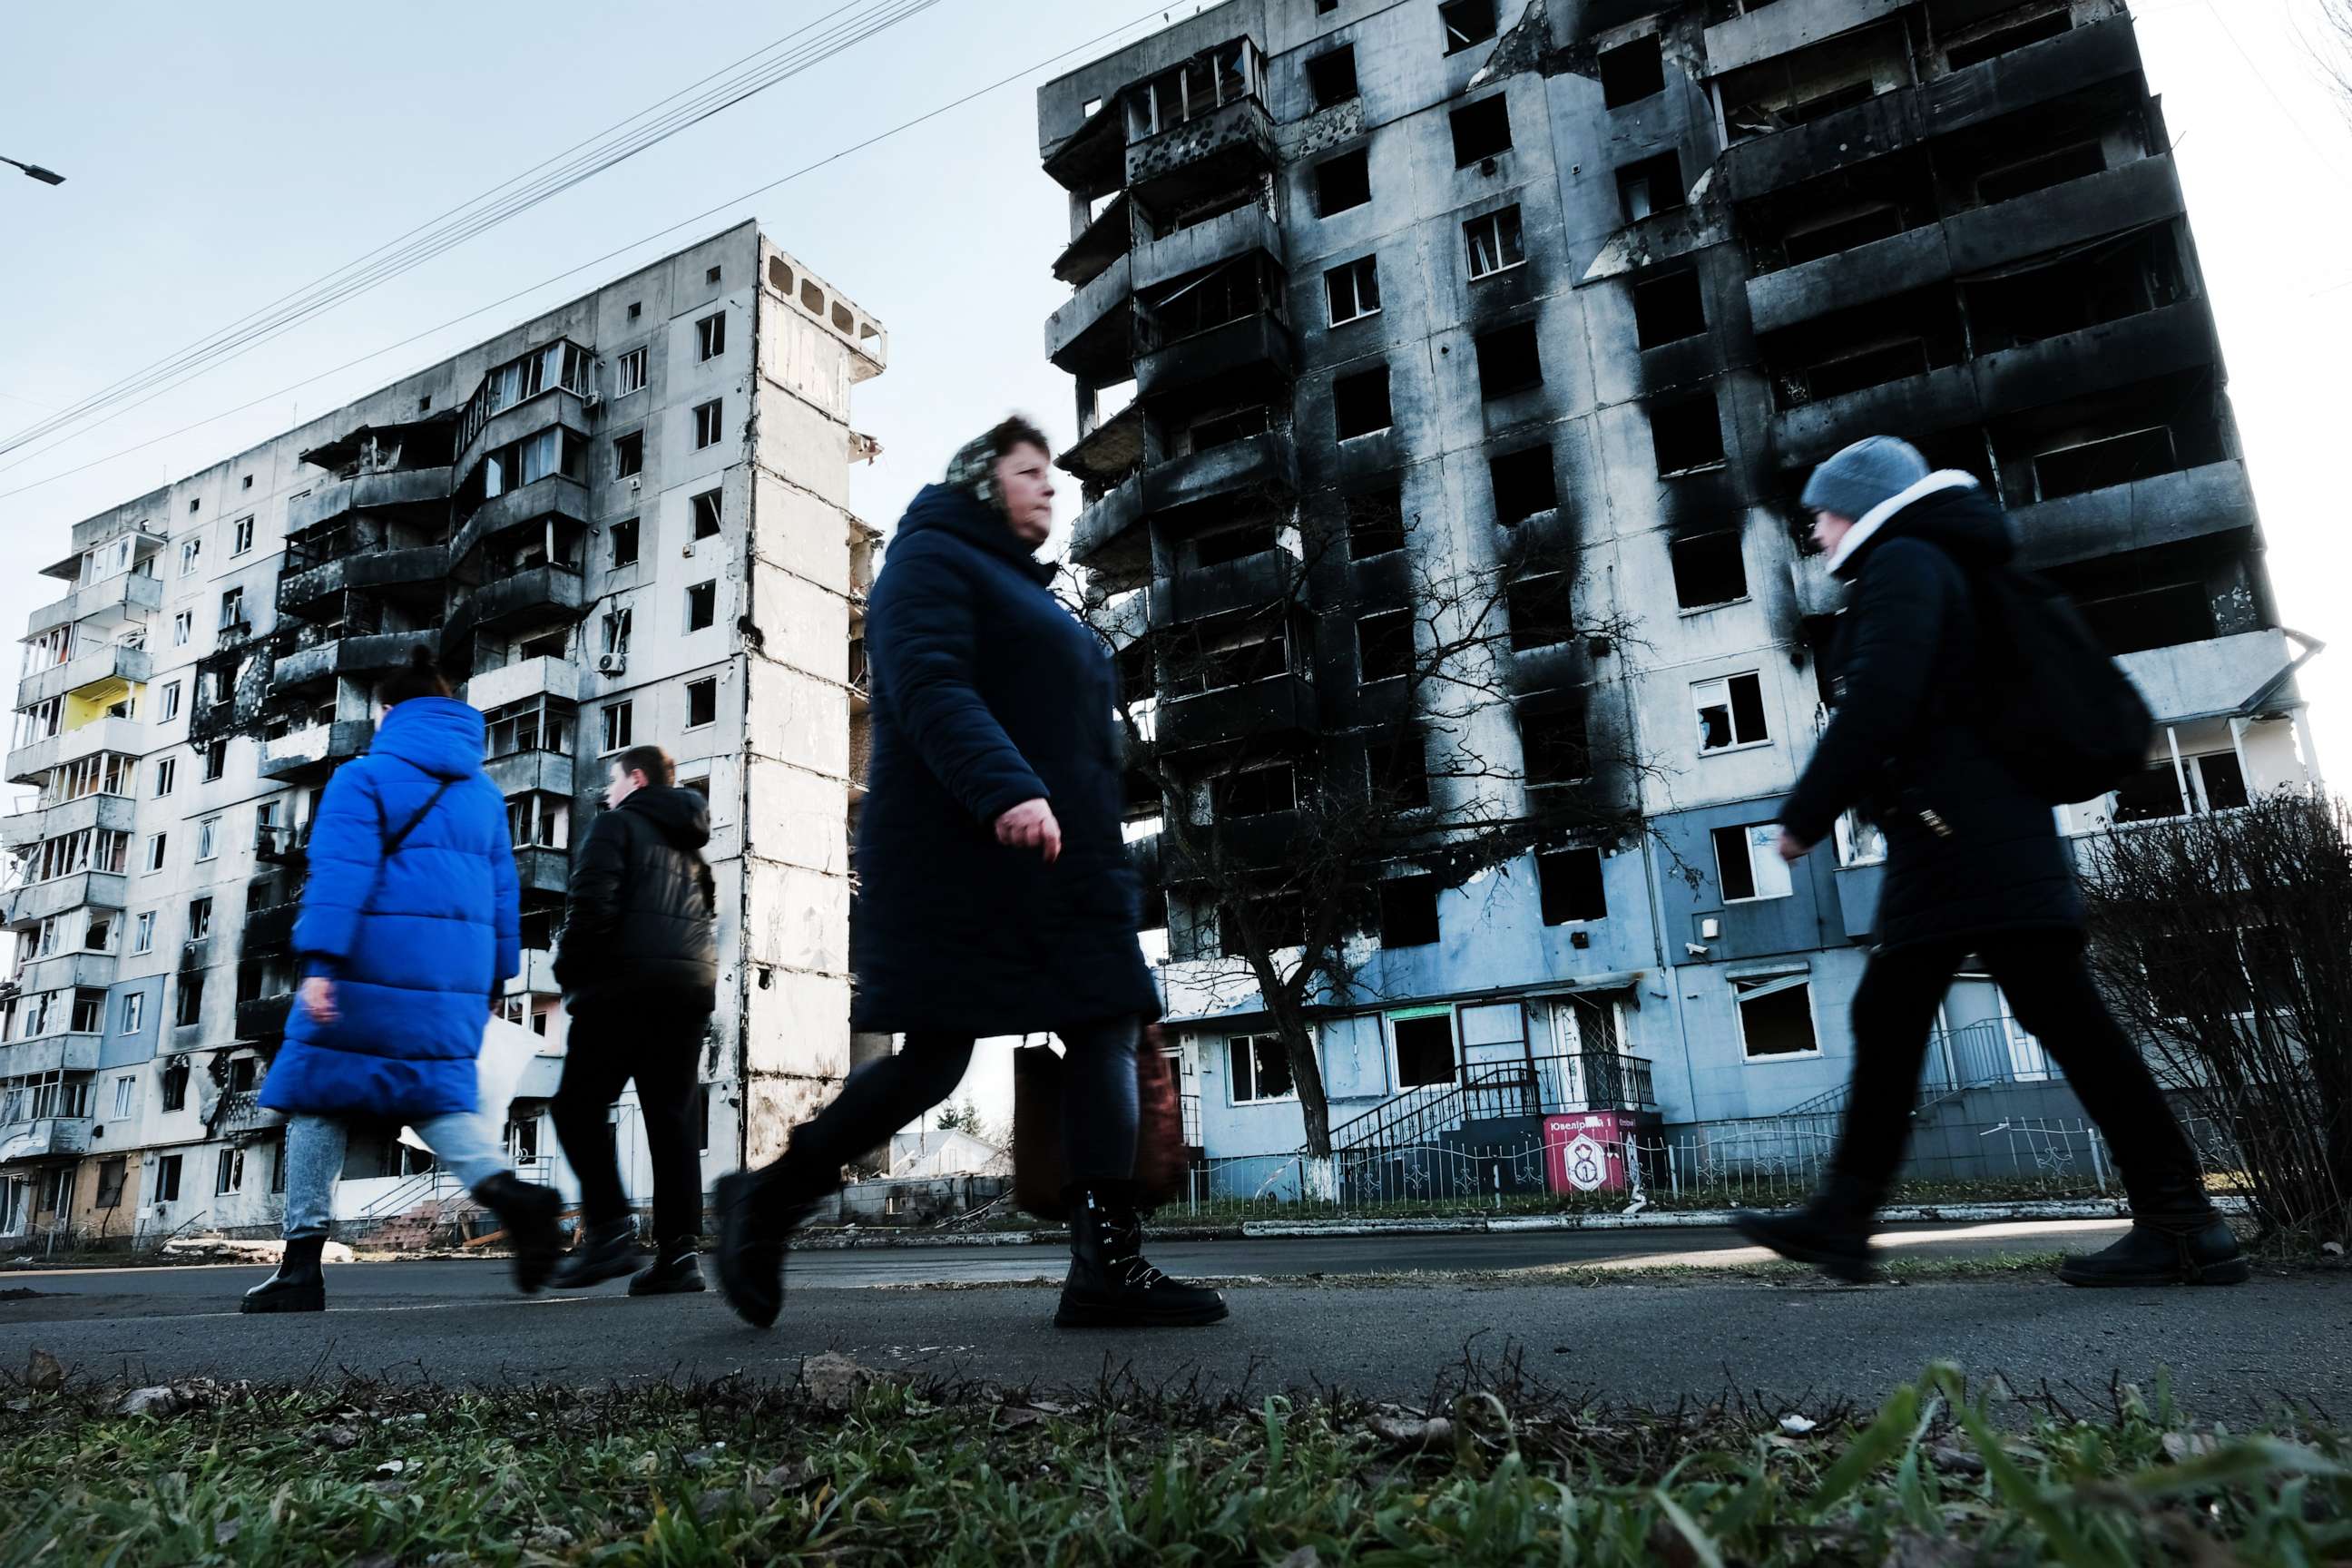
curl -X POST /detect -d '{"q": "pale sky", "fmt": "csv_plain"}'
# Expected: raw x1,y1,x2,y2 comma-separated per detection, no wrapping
5,0,2349,1128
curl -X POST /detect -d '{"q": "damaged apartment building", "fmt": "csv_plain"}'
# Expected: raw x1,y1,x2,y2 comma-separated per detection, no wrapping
0,221,884,1245
1035,0,2317,1181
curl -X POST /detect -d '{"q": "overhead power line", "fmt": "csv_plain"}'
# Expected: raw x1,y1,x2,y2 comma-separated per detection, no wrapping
0,0,944,464
0,3,1172,506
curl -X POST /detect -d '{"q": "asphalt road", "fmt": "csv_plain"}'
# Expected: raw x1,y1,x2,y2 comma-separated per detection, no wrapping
5,1223,2345,1419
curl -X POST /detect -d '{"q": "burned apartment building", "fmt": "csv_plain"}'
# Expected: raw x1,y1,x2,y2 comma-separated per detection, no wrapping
1036,0,2317,1181
0,221,883,1245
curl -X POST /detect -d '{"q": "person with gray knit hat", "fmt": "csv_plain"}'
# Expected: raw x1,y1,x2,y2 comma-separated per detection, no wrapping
711,416,1228,1334
1731,434,2245,1290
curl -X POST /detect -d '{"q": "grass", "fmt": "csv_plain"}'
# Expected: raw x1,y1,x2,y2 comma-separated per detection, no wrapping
0,1358,2344,1566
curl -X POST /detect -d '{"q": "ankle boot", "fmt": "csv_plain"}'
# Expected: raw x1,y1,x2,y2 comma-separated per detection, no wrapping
630,1237,708,1296
2062,1171,2248,1287
1055,1184,1228,1328
715,1157,826,1329
550,1218,639,1290
473,1171,564,1294
241,1234,328,1313
1730,1181,1878,1284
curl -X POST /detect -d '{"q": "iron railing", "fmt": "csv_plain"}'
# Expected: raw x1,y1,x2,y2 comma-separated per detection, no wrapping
1322,1053,1657,1156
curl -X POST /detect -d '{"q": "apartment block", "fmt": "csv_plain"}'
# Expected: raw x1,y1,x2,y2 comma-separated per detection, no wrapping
0,221,884,1244
1036,0,2317,1180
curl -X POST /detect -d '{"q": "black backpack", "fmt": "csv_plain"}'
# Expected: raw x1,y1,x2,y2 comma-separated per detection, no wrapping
1966,564,2152,806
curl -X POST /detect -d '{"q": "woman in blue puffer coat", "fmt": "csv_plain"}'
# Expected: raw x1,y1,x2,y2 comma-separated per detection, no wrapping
241,648,562,1312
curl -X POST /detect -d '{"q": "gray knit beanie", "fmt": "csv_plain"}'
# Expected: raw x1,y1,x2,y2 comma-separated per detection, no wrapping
1800,436,1930,522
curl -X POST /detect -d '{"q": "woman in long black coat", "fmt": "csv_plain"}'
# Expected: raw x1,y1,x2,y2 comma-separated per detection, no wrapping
715,416,1225,1331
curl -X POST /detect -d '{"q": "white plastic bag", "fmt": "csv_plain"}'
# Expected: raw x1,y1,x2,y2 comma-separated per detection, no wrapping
397,1014,544,1152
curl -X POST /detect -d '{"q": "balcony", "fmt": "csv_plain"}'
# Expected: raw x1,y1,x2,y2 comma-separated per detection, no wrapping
259,720,374,782
1161,811,1298,884
287,465,455,534
1071,473,1147,566
1550,1052,1659,1113
1703,0,1908,76
1156,671,1317,755
1133,198,1284,292
25,571,163,639
1125,94,1277,217
0,791,135,853
278,544,451,622
485,749,573,799
457,564,586,634
1133,311,1295,401
6,715,147,787
15,642,152,712
1057,401,1146,491
1042,97,1124,193
256,820,309,865
450,474,593,570
271,633,442,696
1148,428,1298,517
2118,628,2305,726
1054,191,1133,289
236,995,294,1044
513,845,571,897
2012,460,2258,573
243,899,299,956
3,871,130,927
1044,254,1134,383
508,948,561,997
20,950,117,995
1152,548,1300,631
465,654,578,711
455,387,593,500
210,1089,284,1138
0,1117,94,1164
1719,17,2142,202
0,1034,103,1078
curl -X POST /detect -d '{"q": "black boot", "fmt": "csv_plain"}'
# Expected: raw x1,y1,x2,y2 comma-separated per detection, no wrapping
1730,1188,1877,1284
550,1218,639,1290
1055,1185,1228,1328
241,1234,328,1313
2062,1172,2248,1287
474,1171,564,1294
630,1237,708,1297
715,1162,824,1328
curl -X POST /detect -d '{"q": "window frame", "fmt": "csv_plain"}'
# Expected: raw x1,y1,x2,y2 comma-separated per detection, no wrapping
696,311,728,361
1225,1032,1298,1105
686,579,718,632
1712,823,1795,904
691,398,724,450
601,701,635,756
1464,206,1526,280
231,516,255,556
610,517,641,569
616,346,649,397
685,676,719,730
1731,969,1823,1062
1324,256,1382,327
1693,671,1771,754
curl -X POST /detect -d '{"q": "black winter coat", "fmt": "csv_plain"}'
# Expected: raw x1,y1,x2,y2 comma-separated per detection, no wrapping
849,484,1160,1035
554,785,719,1008
1779,478,2083,951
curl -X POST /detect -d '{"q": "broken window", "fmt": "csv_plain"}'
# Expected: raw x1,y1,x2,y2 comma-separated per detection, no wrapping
617,347,648,397
201,739,227,783
1489,446,1557,525
1306,45,1357,108
1325,257,1381,326
1475,322,1543,399
1440,0,1497,54
1316,149,1372,216
691,488,724,539
1784,201,1905,266
1142,256,1281,348
610,518,640,568
1220,894,1306,956
696,311,727,361
1538,848,1608,924
1616,151,1683,223
174,972,204,1028
1464,206,1524,279
1519,699,1590,786
2032,426,2178,502
1650,391,1724,474
614,432,644,480
686,580,717,632
1713,824,1793,903
1393,1013,1457,1089
1632,269,1706,348
1720,21,1901,142
1357,607,1414,683
1601,34,1666,108
1346,486,1407,556
1174,614,1289,694
1332,366,1392,439
1947,7,2073,73
1671,531,1748,610
2112,751,2249,822
602,701,634,754
692,400,724,449
1114,642,1155,704
1734,972,1818,1057
1450,95,1513,166
1962,229,2183,354
219,586,247,632
1378,877,1441,948
1227,1034,1295,1102
231,516,255,556
179,538,201,577
1367,728,1431,808
2075,582,2216,657
1694,672,1769,751
1193,521,1278,568
1507,573,1576,651
1975,141,2104,207
1213,763,1297,819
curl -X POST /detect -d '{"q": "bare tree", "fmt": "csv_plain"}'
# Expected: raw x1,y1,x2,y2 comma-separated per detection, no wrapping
2077,790,2352,1245
1066,486,1659,1165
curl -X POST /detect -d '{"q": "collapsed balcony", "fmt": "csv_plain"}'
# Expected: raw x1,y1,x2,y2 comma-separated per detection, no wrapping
1133,257,1295,403
1121,40,1276,223
1153,609,1317,757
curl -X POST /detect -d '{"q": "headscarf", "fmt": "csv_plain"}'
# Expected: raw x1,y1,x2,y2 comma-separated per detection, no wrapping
943,430,1006,516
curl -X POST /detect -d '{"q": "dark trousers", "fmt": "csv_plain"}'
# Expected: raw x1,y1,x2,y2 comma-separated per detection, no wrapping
760,1017,1142,1216
552,991,711,1243
1828,934,2203,1215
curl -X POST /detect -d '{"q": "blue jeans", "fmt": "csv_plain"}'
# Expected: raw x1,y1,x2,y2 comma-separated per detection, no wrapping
280,1112,509,1240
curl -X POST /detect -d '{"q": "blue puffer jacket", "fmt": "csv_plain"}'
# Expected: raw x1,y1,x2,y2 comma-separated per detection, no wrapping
260,696,520,1120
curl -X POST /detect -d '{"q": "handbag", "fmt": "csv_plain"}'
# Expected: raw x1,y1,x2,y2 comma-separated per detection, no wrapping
1013,1024,1187,1220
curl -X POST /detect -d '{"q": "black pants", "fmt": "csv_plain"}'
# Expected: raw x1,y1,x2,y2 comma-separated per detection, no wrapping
760,1018,1142,1215
552,991,711,1243
1828,933,2203,1215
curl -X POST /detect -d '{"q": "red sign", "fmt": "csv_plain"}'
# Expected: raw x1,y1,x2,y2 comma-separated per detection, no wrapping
1544,1112,1637,1194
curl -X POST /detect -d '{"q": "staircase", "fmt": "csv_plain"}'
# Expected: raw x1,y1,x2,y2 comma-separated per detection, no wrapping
1321,1054,1656,1156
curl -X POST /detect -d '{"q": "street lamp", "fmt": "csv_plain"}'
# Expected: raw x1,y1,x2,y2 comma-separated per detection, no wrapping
2,157,65,186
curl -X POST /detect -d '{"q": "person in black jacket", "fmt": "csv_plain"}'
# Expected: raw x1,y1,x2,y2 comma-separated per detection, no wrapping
1732,436,2246,1289
548,743,719,1295
711,416,1226,1332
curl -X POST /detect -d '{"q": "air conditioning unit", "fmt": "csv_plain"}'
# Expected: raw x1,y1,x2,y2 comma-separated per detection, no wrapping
597,652,626,676
581,391,603,411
